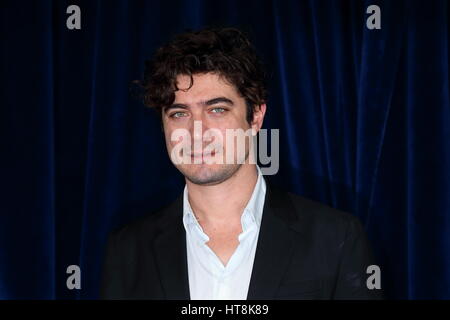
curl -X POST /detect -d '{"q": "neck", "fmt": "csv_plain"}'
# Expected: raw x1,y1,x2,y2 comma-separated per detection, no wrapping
186,164,258,227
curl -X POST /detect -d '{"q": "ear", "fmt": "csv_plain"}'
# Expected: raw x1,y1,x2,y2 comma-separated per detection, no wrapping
251,103,267,134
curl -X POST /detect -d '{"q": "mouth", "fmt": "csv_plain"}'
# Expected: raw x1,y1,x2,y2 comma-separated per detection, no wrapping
186,150,217,159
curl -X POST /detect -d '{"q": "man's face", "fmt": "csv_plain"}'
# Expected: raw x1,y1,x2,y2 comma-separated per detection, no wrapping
162,72,264,186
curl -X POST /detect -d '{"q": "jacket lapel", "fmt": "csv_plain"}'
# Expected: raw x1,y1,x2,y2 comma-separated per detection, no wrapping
152,194,191,299
247,182,298,299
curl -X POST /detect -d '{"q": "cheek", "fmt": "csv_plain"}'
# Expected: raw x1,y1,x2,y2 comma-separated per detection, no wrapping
164,127,190,151
228,110,251,129
163,128,177,149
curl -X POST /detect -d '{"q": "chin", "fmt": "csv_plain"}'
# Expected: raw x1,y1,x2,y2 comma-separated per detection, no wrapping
178,163,241,186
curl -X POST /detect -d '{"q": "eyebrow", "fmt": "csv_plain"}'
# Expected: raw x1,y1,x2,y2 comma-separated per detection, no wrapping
164,96,234,114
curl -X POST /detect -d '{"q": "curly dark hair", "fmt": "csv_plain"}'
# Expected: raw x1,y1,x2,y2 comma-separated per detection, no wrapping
136,27,268,124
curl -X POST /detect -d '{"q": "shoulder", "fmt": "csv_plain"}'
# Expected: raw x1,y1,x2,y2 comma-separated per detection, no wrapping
107,194,183,245
287,190,359,225
270,186,374,273
269,185,365,241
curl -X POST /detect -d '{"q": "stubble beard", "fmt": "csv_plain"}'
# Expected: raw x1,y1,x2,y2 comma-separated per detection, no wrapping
177,147,250,186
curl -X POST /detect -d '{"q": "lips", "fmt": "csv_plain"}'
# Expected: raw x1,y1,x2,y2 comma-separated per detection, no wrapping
186,150,216,157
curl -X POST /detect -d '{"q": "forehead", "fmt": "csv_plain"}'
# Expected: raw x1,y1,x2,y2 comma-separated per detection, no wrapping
174,73,240,103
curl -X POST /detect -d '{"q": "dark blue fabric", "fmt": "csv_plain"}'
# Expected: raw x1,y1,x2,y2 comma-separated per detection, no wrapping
1,0,449,299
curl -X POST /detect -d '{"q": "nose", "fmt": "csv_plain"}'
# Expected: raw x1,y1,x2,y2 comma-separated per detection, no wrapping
189,113,209,145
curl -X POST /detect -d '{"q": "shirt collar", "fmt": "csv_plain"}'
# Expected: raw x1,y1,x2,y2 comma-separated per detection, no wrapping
182,166,267,232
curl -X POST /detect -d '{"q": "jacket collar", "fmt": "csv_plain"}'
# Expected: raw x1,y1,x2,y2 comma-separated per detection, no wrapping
151,180,300,299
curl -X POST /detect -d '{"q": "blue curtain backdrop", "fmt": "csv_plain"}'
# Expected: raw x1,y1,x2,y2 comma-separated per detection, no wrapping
1,0,449,299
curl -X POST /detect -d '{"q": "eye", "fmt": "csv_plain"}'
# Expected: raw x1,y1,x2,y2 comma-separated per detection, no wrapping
210,107,226,114
169,111,187,118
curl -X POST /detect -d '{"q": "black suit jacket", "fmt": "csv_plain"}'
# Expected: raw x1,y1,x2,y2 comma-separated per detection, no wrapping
100,182,382,300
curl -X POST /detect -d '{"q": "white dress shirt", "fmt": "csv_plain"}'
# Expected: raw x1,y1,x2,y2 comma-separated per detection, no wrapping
182,166,267,300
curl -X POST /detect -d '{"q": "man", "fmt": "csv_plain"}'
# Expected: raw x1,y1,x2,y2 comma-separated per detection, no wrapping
100,27,382,300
